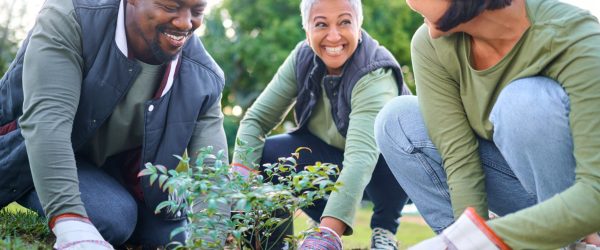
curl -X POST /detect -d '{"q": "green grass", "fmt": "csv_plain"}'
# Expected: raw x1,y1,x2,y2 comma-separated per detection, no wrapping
1,202,434,249
293,206,434,250
0,203,53,250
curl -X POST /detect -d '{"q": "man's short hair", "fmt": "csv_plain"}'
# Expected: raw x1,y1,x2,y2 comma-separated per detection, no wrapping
437,0,513,32
300,0,364,30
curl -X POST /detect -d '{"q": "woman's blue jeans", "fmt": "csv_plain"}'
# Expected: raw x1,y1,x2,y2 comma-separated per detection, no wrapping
374,77,575,233
261,131,408,233
246,131,408,249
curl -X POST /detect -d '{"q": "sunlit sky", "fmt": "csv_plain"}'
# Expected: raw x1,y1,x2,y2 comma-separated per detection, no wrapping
11,0,600,42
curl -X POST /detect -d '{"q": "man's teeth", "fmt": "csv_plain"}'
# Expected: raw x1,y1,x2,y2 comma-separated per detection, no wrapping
164,32,186,41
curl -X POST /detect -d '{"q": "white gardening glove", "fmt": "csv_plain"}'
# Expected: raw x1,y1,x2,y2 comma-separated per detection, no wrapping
52,217,114,250
410,207,510,250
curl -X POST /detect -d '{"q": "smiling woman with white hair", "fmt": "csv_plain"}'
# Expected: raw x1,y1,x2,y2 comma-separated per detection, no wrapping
231,0,412,249
300,0,363,30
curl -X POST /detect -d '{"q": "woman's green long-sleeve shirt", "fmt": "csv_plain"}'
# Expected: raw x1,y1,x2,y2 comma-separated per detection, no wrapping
411,0,600,248
233,44,398,234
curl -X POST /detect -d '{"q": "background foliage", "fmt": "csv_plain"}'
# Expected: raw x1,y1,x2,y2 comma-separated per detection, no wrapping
0,0,423,152
0,1,29,73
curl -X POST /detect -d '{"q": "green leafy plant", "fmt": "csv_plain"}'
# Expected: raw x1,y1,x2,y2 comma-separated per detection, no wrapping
139,140,342,250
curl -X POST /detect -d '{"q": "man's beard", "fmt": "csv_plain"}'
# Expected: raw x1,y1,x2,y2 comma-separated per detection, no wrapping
150,25,178,63
131,24,179,64
150,39,177,63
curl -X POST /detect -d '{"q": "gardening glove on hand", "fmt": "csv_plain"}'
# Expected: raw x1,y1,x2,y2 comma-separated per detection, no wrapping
230,162,258,180
410,207,510,250
299,226,343,250
52,216,114,250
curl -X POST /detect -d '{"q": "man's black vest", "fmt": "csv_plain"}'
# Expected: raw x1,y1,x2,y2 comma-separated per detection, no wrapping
0,0,224,218
294,30,412,136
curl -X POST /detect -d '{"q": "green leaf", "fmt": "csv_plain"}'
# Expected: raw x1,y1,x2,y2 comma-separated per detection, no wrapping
149,173,158,186
292,176,300,188
208,199,217,209
155,164,168,175
158,175,168,188
170,226,187,240
138,168,154,177
231,213,247,221
294,147,312,154
175,150,190,173
234,199,247,211
232,230,242,239
216,150,225,160
286,157,296,165
154,201,173,214
214,159,223,169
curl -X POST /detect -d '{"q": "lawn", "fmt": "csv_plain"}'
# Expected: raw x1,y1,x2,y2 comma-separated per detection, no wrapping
1,203,53,249
1,202,434,249
294,206,434,249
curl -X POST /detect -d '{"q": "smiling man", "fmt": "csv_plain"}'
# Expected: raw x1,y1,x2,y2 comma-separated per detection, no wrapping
0,0,227,249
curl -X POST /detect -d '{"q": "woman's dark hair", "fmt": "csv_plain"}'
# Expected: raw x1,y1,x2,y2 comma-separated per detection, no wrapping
437,0,512,32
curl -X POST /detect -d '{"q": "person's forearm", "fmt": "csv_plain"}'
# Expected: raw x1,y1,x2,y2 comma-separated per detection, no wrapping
233,91,296,166
489,183,600,249
20,3,86,219
445,171,489,219
234,117,271,166
321,138,378,235
189,95,229,163
232,49,299,166
321,70,398,234
411,26,490,220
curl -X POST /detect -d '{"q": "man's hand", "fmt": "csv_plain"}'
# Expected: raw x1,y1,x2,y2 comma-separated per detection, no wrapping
299,226,343,250
52,216,113,250
409,207,510,250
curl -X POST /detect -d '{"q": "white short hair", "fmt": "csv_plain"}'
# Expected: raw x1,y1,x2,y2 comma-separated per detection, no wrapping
300,0,363,30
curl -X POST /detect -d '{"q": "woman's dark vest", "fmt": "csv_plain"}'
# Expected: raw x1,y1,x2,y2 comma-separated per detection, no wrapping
293,30,412,136
0,0,224,218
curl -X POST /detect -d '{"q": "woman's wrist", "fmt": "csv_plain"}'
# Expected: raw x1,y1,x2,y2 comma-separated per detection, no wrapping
320,216,347,236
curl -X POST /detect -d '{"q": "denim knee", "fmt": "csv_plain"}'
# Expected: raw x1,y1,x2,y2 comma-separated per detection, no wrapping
490,76,569,147
490,77,575,201
375,96,423,155
376,96,435,156
92,201,137,245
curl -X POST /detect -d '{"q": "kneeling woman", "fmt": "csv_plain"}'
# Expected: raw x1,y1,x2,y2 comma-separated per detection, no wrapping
232,0,412,249
376,0,600,249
